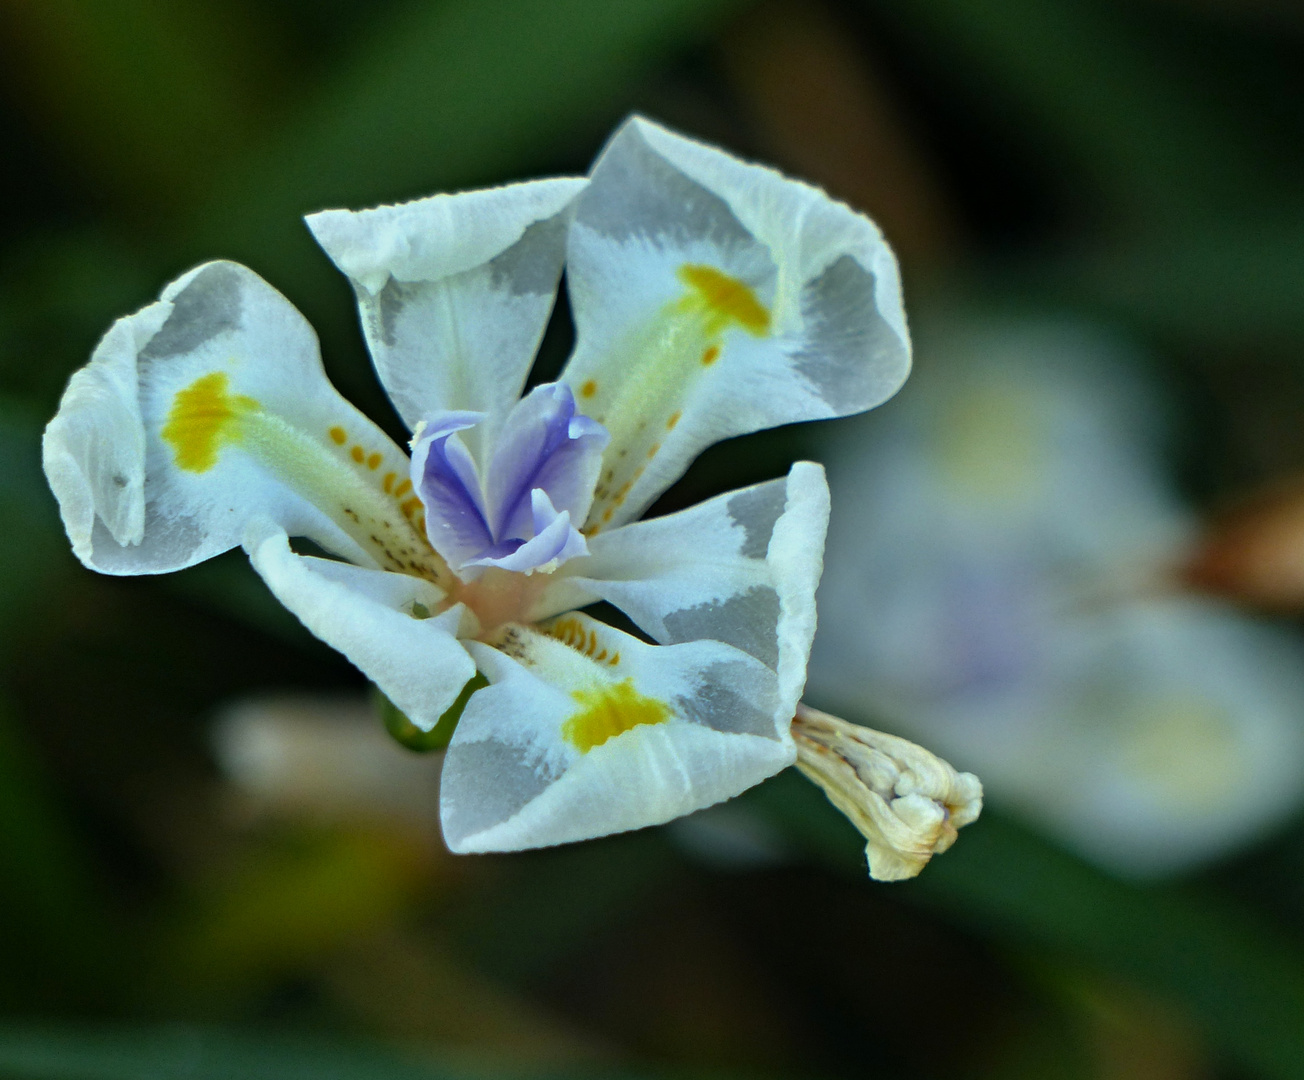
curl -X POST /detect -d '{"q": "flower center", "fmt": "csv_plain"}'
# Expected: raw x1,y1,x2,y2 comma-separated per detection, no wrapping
452,567,554,638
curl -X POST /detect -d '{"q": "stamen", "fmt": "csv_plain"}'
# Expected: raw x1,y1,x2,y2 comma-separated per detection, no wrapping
791,703,982,881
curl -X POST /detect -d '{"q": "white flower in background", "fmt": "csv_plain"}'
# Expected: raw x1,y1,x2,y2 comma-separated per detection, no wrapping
214,694,442,823
43,117,937,858
807,317,1304,877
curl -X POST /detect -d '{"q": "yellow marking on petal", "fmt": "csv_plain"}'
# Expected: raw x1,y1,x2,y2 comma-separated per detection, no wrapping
400,496,423,517
367,452,382,470
162,372,257,473
646,442,660,459
394,478,412,497
382,471,396,493
329,426,347,445
677,264,770,336
666,411,681,430
701,344,720,366
580,379,598,398
563,679,671,753
350,445,365,463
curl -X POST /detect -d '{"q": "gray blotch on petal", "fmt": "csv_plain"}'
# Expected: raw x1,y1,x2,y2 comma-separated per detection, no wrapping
140,263,243,360
726,482,786,559
373,277,418,348
87,507,205,573
791,255,906,409
440,738,551,847
663,585,781,669
676,663,779,739
578,123,754,249
488,214,569,296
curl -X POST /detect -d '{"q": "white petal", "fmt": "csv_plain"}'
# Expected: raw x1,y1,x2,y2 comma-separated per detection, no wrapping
562,116,909,530
42,261,446,585
540,462,829,717
245,521,476,730
440,615,795,852
307,179,586,460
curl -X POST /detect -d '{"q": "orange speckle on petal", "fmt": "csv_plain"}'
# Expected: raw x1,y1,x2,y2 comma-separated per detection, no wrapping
647,442,660,459
666,411,681,430
602,507,614,523
367,452,382,470
329,426,347,445
400,496,422,517
394,479,412,497
351,445,365,463
701,344,721,366
382,472,396,493
580,379,597,398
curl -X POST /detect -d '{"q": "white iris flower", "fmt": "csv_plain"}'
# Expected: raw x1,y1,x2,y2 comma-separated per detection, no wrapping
43,117,940,857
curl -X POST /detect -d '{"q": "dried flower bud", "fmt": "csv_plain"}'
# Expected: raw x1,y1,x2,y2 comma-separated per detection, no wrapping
792,703,982,881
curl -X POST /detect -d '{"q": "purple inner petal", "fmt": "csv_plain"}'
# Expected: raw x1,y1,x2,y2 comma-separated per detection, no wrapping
411,413,495,569
412,390,608,576
486,383,610,541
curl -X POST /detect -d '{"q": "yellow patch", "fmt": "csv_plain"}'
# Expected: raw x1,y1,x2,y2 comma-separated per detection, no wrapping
563,678,671,753
701,344,721,366
580,379,597,398
161,372,256,472
677,264,770,336
350,445,365,463
367,451,382,470
329,426,347,445
935,386,1042,505
666,410,681,430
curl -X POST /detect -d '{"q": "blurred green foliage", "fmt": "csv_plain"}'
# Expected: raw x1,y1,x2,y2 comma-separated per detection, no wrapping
1,0,1304,1077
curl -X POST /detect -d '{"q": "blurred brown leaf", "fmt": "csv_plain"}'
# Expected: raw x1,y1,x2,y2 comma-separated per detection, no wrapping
1184,476,1304,610
719,0,958,267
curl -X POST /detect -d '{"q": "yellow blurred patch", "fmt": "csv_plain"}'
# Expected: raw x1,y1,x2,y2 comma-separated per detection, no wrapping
934,384,1042,503
563,678,671,753
1117,696,1245,808
162,371,257,472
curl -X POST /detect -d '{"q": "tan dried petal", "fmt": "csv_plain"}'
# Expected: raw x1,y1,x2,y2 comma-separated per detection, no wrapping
792,703,982,881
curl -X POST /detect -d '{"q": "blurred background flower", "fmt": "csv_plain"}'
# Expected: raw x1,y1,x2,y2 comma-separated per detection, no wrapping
3,0,1304,1078
807,316,1304,877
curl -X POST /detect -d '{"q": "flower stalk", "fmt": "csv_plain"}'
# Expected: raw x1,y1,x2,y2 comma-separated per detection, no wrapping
792,703,982,881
